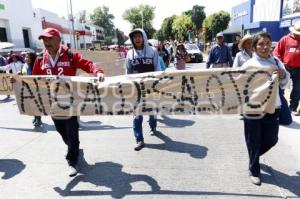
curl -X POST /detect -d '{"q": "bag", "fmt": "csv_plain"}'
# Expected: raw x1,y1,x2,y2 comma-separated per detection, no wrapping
184,55,191,63
279,88,293,125
273,57,293,125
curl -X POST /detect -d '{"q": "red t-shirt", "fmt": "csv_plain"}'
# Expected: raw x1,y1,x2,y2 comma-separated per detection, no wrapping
273,34,300,68
32,45,104,76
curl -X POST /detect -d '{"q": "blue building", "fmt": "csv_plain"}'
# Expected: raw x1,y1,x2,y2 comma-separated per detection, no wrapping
226,0,294,42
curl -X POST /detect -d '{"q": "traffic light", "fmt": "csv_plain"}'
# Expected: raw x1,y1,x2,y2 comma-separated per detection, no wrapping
75,32,80,40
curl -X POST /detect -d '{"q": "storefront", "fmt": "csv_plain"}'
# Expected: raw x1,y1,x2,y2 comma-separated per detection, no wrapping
228,0,284,41
280,0,300,35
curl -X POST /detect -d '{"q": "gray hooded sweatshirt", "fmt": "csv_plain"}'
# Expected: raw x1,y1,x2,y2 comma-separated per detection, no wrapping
125,28,161,74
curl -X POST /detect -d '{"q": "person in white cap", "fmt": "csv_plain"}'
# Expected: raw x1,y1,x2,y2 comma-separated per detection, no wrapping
233,34,253,68
274,21,300,116
206,32,233,68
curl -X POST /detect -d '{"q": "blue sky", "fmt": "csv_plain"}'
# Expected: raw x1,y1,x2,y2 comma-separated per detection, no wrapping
32,0,246,34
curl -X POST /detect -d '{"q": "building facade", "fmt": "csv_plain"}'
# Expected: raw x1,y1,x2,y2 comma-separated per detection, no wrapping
0,0,35,48
229,0,289,42
0,0,105,50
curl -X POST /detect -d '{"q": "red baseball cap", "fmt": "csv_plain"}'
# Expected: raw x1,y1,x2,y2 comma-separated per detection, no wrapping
38,28,61,40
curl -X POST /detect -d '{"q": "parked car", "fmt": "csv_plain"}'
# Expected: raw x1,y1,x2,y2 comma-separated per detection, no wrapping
184,43,203,63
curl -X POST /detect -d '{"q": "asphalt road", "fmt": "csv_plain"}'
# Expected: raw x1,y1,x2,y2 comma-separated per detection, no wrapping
0,93,299,199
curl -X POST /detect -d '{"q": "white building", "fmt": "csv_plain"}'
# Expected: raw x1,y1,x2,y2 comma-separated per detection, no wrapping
0,0,105,50
0,0,35,48
34,8,105,50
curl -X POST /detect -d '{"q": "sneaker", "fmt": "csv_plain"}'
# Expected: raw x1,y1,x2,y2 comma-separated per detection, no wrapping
68,165,78,177
250,176,261,185
134,141,145,151
292,111,300,116
150,128,157,136
33,120,42,127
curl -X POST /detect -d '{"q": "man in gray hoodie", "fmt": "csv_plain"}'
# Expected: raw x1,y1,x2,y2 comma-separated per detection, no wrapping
125,28,161,151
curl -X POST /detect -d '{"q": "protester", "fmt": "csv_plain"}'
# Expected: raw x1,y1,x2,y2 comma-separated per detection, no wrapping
206,32,233,68
124,28,161,151
175,43,188,70
273,21,300,116
231,34,241,59
19,52,43,127
0,53,23,100
32,28,105,177
233,34,253,68
241,32,290,185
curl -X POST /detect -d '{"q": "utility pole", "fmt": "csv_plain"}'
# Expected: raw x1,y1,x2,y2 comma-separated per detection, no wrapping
141,11,144,30
69,0,76,49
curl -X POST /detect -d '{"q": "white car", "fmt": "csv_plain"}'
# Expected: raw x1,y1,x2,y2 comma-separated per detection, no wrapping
184,43,203,63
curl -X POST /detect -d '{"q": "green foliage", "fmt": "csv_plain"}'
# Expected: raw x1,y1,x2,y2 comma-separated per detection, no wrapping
161,15,176,41
154,29,165,42
116,29,128,45
122,4,156,38
90,6,115,37
172,14,195,42
202,10,230,41
186,5,206,32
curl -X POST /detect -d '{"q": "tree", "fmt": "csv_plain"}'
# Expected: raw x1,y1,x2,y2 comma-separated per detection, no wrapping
172,14,195,42
202,11,230,42
90,6,115,37
123,4,156,38
154,29,165,42
161,15,176,41
116,28,128,45
186,5,206,40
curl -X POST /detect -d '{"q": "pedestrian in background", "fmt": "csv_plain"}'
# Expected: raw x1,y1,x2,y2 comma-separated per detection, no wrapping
19,52,43,127
273,21,300,116
232,34,241,59
32,28,105,177
206,32,233,68
233,34,253,68
124,28,161,151
175,43,188,70
241,32,290,186
0,53,23,100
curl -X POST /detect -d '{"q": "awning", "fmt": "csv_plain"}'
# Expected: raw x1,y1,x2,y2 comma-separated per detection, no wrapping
222,25,242,34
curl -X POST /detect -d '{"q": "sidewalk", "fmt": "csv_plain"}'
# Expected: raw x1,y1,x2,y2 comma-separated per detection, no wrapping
0,95,299,199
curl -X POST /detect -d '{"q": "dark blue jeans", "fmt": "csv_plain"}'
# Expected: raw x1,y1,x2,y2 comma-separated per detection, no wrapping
52,116,79,166
244,109,279,177
286,67,300,112
133,115,157,142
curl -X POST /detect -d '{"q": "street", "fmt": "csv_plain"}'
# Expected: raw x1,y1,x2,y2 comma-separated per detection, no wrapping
0,89,299,198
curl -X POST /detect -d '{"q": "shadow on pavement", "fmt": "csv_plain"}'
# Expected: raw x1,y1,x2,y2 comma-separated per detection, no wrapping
53,152,282,198
0,121,130,134
146,131,208,159
157,115,195,128
54,151,160,198
79,120,131,131
0,159,26,179
261,164,300,198
284,121,300,130
0,97,14,103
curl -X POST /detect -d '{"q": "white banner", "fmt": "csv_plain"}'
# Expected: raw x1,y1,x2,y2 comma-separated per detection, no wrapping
13,68,278,116
0,73,15,95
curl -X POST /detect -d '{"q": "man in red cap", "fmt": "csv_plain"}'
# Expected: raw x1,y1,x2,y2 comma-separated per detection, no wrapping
33,28,105,177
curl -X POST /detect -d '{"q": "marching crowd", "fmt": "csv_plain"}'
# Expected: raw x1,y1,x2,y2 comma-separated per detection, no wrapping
0,22,299,186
